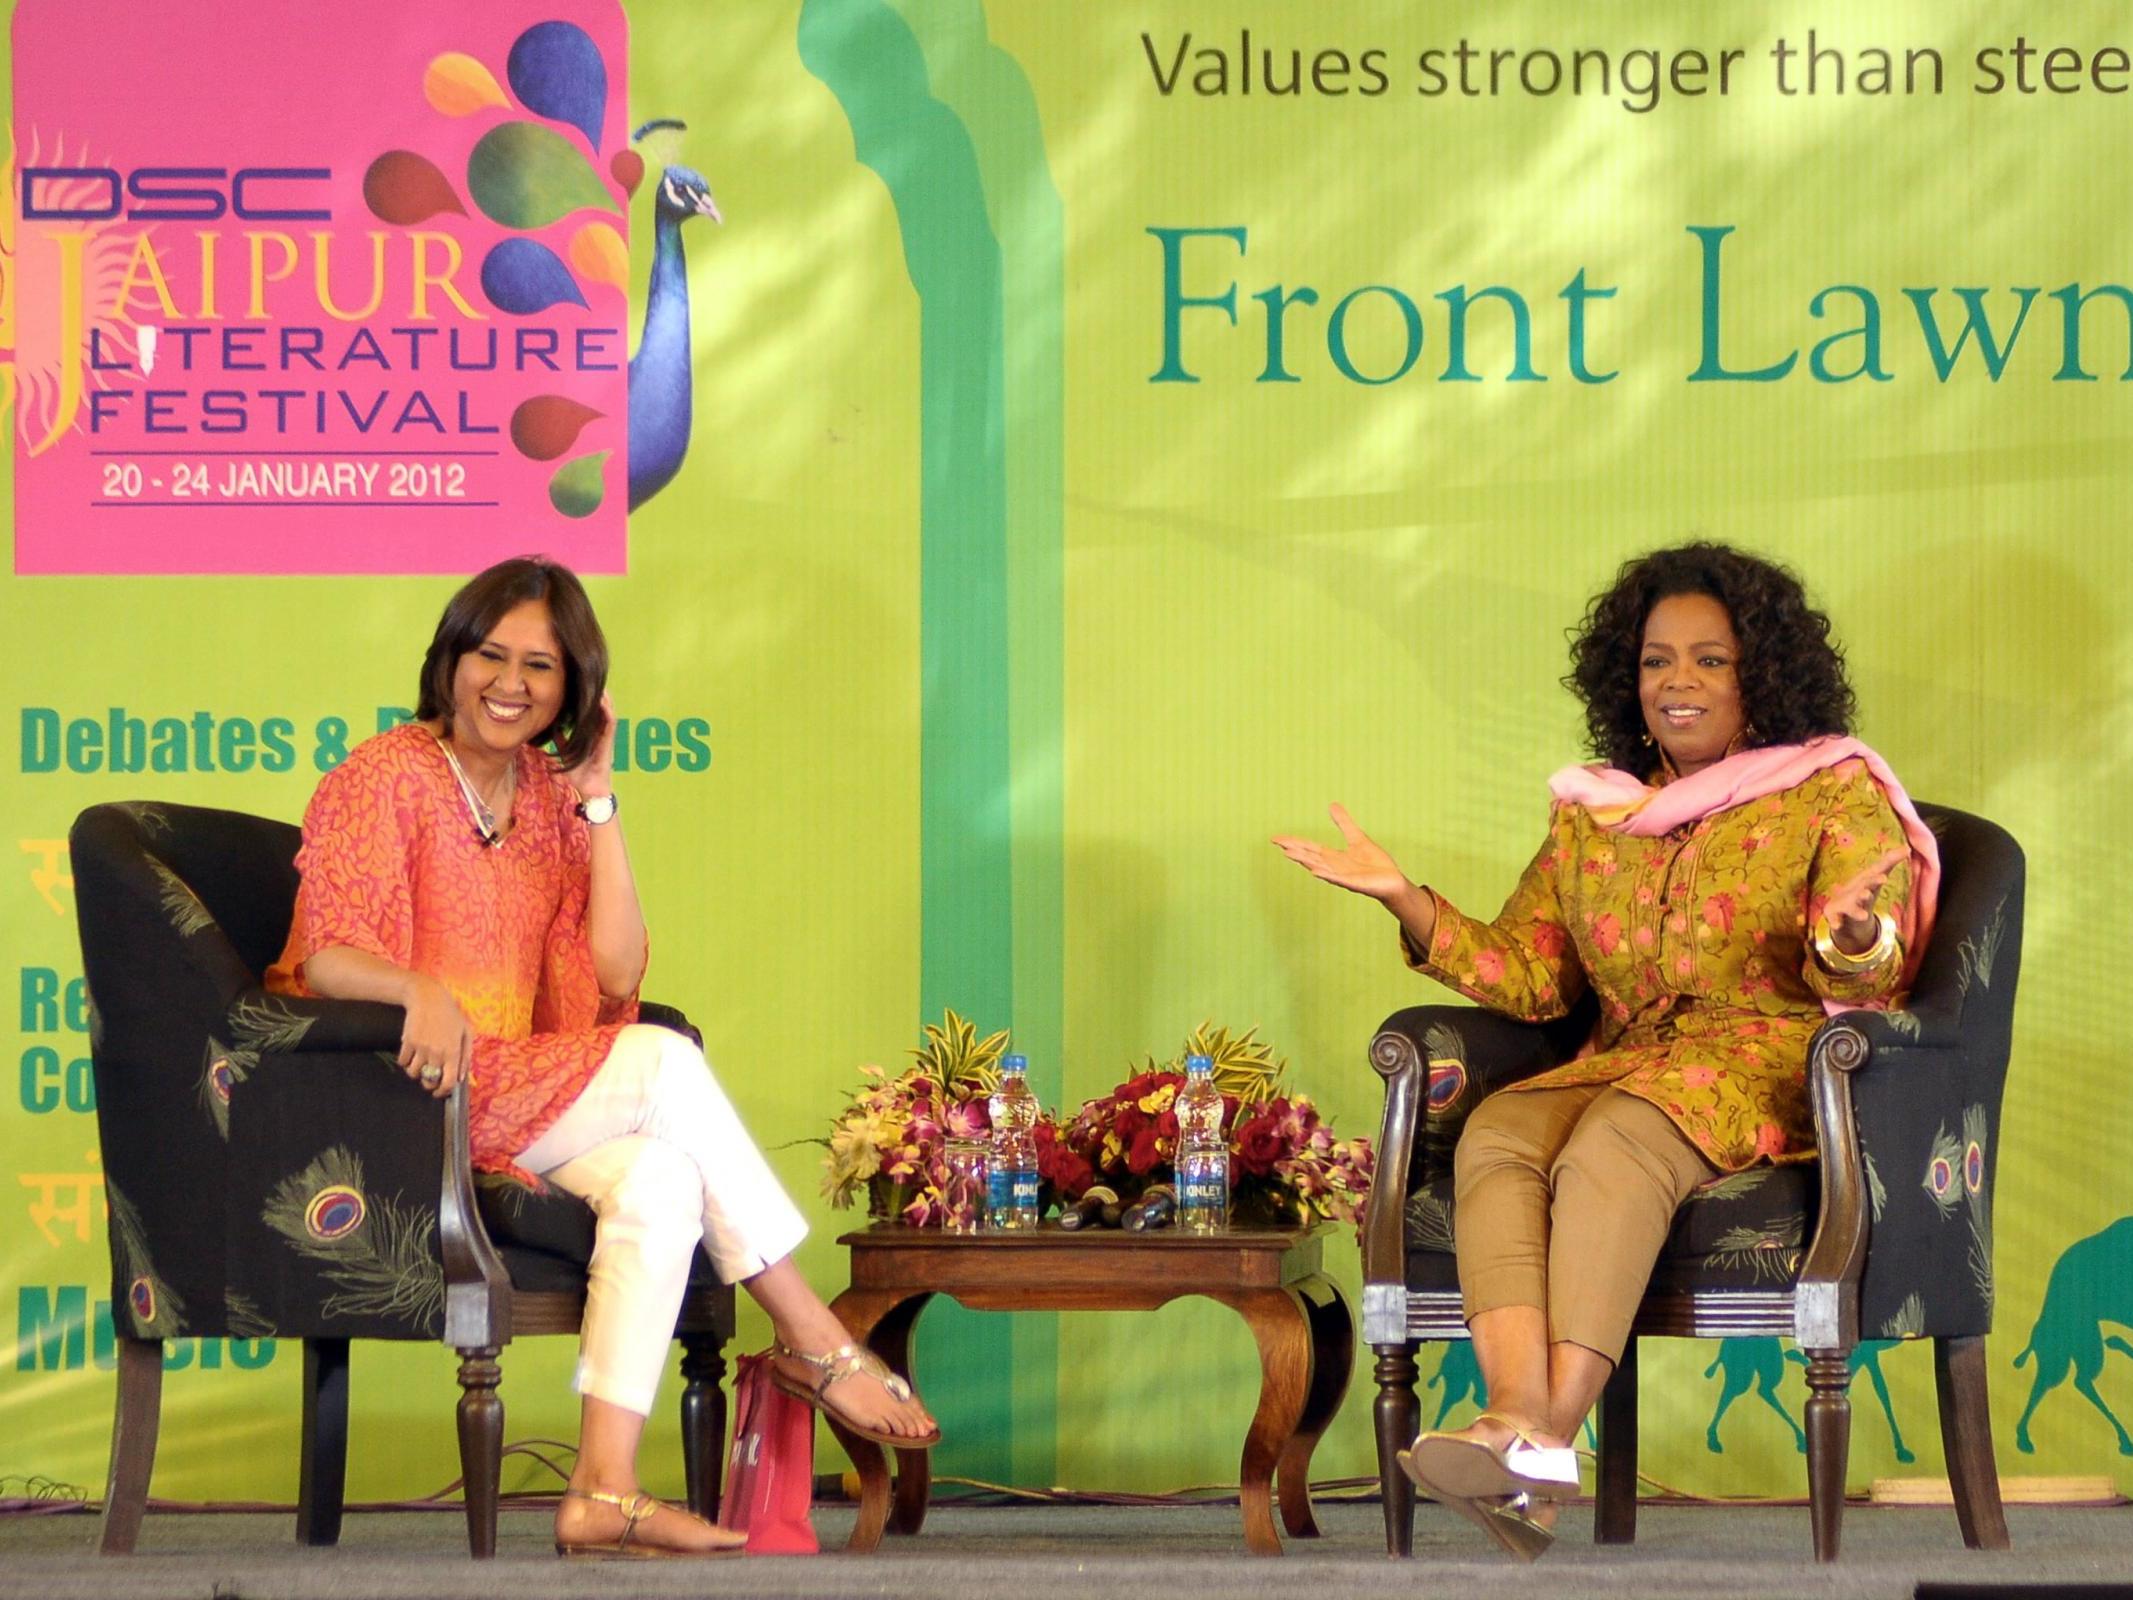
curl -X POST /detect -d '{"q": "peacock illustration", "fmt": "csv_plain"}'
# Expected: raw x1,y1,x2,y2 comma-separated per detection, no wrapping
627,119,721,511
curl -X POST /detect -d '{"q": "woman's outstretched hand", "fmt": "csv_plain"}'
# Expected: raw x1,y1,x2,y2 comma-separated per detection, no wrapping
1822,845,1909,953
1272,804,1416,902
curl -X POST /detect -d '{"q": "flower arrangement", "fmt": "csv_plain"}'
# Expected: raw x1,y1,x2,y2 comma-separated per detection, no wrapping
820,1016,1373,1230
1053,1025,1375,1228
820,1011,1018,1226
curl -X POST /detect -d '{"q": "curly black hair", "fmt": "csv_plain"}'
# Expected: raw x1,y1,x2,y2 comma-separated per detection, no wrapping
1564,542,1855,772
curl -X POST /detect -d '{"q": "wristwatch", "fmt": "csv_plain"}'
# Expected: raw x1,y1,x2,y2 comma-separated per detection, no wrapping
575,793,619,826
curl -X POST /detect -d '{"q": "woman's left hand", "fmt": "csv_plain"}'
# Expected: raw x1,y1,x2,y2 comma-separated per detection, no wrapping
562,691,617,800
1822,845,1908,953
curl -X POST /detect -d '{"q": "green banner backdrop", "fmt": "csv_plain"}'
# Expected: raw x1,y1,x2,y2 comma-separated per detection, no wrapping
5,0,2130,1512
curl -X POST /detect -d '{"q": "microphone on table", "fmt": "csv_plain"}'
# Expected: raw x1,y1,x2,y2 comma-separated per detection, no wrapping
1057,1185,1120,1231
1121,1184,1177,1232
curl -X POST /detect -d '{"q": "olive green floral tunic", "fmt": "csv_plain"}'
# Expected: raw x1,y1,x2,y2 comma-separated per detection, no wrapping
1406,758,1912,1172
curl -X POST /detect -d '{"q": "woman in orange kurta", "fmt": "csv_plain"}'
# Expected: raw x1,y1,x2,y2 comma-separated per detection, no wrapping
269,558,936,1558
1275,543,1936,1559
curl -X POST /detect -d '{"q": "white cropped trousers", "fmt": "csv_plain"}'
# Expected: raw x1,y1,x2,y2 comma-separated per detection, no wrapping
511,1022,808,1417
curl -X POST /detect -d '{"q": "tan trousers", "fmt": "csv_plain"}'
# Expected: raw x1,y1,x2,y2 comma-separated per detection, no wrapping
1452,1083,1716,1363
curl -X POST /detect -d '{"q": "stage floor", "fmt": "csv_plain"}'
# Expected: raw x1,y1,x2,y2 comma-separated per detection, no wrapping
2,1499,2127,1599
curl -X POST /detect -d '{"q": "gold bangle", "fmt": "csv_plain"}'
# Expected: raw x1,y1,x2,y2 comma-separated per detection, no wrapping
1812,910,1897,975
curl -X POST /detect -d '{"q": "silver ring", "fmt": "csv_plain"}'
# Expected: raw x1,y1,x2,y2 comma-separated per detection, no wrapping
419,1064,443,1088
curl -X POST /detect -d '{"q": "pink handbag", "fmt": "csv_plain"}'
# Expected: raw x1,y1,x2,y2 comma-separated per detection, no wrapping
719,1350,820,1554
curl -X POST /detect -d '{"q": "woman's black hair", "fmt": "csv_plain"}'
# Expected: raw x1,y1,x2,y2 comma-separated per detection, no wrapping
415,557,608,768
1565,542,1855,772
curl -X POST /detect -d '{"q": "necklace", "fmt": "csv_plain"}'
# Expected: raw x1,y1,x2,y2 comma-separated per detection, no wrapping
436,734,516,847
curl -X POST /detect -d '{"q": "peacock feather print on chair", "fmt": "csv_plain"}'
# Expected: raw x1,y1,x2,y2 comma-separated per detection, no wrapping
1919,1105,1994,1314
107,1180,184,1338
1962,1102,1993,1313
1687,1168,1773,1206
196,1036,242,1140
226,994,316,1063
1922,1122,1964,1217
262,1147,443,1331
145,857,215,938
1405,1186,1456,1253
1880,1290,1926,1341
222,1290,274,1342
200,997,315,1140
1705,1212,1807,1285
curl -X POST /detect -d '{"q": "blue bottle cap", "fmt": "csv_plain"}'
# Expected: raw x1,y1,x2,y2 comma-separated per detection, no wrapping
1184,1053,1213,1074
1001,1053,1028,1072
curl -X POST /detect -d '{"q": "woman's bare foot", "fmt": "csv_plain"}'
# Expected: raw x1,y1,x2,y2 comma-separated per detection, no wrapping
555,1483,744,1555
772,1336,937,1440
1461,1412,1565,1453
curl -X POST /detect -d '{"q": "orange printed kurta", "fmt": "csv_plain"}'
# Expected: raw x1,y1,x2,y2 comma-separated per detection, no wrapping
267,721,637,1170
1407,758,1911,1171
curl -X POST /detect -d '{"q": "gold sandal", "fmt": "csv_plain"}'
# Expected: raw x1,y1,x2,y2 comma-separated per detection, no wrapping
1403,1409,1581,1502
770,1341,942,1449
553,1487,745,1560
1396,1411,1578,1563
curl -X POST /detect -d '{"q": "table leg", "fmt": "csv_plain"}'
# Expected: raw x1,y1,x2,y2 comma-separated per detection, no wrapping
1211,1286,1314,1556
1275,1274,1353,1539
824,1288,935,1552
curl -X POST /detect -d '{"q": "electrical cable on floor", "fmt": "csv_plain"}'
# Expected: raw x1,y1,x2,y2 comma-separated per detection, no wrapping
0,1475,90,1515
10,1441,2098,1518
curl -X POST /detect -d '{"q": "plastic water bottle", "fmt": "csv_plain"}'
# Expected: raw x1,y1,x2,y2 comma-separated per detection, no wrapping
1176,1053,1228,1234
987,1053,1041,1231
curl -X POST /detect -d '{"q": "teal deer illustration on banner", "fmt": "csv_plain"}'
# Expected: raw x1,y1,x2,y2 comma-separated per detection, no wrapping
1427,1342,1597,1447
1701,1337,1914,1460
2013,1215,2133,1455
1703,1337,1805,1453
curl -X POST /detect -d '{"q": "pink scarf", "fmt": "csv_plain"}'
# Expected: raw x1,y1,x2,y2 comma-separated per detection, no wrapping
1547,735,1940,1010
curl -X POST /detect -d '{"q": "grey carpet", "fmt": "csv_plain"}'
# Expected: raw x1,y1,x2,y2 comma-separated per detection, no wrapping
2,1501,2127,1600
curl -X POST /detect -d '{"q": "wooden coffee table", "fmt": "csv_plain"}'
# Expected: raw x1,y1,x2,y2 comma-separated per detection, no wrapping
823,1223,1353,1556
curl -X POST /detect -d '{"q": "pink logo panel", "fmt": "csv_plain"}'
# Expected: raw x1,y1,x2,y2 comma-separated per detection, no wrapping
10,0,631,573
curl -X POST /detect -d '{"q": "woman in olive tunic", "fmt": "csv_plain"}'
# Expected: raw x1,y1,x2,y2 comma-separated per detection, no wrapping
1275,543,1938,1558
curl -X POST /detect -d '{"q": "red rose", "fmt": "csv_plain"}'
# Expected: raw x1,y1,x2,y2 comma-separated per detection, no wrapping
1040,1141,1095,1198
1234,1117,1289,1178
1127,1126,1163,1175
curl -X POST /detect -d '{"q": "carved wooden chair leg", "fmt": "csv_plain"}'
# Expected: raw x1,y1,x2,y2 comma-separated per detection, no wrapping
1594,1336,1639,1544
296,1337,350,1547
1802,1348,1854,1561
1371,1341,1419,1556
455,1346,504,1559
1935,1334,2011,1550
99,1336,163,1555
679,1334,729,1522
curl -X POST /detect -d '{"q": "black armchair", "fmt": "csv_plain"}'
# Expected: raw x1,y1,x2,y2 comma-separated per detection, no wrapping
1361,802,2023,1561
71,801,736,1558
